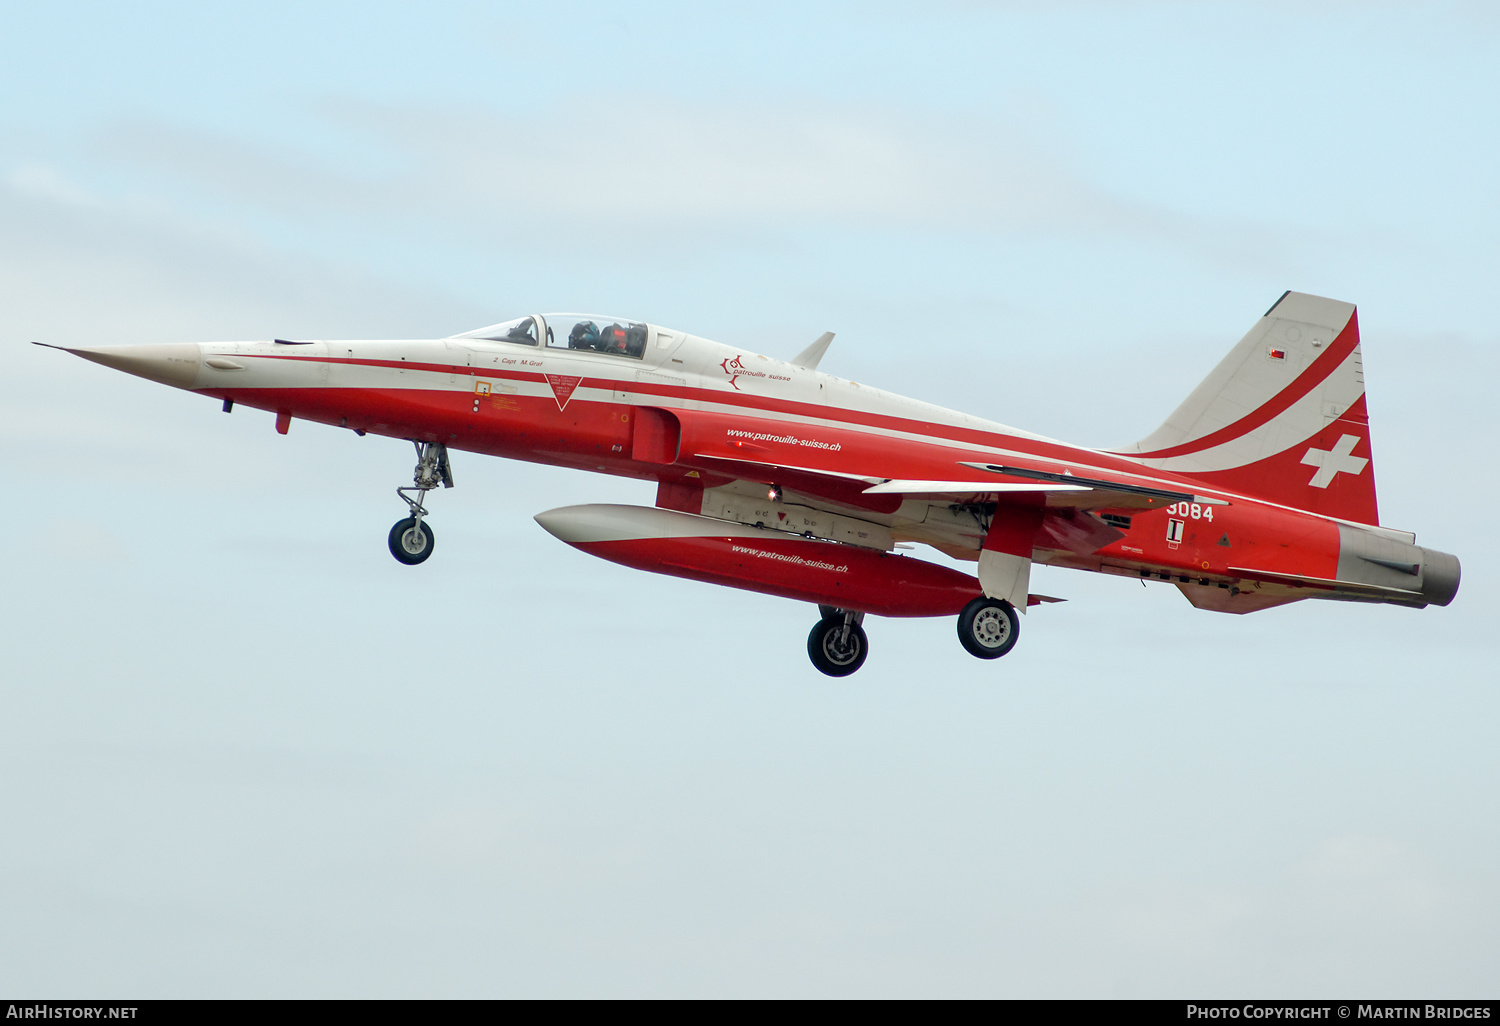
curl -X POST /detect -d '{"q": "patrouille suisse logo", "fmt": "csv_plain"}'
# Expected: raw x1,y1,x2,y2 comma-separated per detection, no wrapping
720,355,745,390
718,354,788,391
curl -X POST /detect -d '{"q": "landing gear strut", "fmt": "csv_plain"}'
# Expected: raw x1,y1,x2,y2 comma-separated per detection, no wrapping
808,608,868,677
957,596,1019,659
388,440,452,565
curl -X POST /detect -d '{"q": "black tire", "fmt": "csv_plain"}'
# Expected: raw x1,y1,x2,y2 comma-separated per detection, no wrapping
807,617,869,677
388,517,435,565
957,597,1019,659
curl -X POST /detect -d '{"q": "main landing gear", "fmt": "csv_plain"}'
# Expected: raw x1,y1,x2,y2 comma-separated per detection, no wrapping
957,596,1020,659
808,607,868,677
388,440,452,565
804,597,1021,677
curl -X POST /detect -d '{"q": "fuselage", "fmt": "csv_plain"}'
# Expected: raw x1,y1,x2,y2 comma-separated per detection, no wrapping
62,310,1459,614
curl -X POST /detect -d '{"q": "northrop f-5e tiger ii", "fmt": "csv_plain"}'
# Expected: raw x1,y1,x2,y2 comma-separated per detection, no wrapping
44,291,1459,676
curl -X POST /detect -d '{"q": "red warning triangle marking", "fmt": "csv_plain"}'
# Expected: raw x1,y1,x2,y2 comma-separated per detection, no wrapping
545,374,583,411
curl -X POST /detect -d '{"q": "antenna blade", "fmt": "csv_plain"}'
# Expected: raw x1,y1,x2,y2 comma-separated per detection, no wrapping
790,331,835,370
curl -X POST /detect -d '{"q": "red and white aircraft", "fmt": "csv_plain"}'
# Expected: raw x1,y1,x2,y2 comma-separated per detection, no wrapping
46,291,1459,675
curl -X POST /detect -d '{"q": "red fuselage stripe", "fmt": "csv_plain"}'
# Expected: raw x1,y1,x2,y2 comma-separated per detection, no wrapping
236,352,1170,479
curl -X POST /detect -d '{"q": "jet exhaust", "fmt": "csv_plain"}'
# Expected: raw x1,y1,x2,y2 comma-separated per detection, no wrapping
1335,525,1461,608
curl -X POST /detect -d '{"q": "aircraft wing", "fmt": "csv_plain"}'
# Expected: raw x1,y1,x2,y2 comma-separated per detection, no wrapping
866,464,1229,509
683,453,903,513
860,479,1089,496
913,462,1225,510
672,409,1221,515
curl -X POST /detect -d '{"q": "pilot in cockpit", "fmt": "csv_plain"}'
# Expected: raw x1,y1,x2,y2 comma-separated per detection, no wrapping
568,321,600,349
595,323,648,357
597,323,628,354
624,323,647,357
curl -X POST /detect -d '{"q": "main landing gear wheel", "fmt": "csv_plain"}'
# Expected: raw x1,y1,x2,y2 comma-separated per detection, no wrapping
957,596,1020,659
808,610,868,677
388,517,435,564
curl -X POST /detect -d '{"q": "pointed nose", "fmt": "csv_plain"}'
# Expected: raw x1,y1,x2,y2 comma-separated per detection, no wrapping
60,343,202,388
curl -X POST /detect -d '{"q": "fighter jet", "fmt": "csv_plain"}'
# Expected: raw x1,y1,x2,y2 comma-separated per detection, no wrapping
43,292,1459,676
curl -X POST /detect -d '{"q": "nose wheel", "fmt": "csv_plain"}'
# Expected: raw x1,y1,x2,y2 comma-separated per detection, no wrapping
388,517,435,564
388,440,452,566
957,596,1019,659
808,608,868,677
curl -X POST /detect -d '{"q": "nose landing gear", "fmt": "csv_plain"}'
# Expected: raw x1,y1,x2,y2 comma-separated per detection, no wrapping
388,440,452,565
808,608,868,677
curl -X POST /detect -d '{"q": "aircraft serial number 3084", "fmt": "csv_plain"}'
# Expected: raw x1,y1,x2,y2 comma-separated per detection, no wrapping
47,293,1459,676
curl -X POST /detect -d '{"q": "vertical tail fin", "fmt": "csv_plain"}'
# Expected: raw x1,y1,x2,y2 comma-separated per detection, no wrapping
1116,292,1379,524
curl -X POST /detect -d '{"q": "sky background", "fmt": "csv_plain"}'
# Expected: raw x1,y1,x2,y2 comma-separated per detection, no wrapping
2,0,1497,998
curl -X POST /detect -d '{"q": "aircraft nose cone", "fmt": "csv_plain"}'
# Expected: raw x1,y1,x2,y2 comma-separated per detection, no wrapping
58,343,202,388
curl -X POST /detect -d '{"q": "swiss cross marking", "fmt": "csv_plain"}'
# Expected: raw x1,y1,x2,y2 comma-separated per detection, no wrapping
1301,434,1368,488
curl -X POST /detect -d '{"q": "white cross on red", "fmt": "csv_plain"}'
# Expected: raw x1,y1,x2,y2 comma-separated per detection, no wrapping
1301,433,1368,488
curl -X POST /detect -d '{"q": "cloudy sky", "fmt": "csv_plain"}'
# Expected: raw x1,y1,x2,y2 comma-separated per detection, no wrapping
2,0,1496,997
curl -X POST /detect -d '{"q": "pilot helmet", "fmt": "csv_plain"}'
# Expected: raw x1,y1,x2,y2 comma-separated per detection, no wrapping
569,321,599,349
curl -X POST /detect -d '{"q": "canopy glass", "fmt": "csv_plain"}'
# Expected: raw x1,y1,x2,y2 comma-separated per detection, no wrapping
454,314,653,360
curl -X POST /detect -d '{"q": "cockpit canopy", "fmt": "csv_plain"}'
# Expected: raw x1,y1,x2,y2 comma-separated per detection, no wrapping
454,313,653,359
